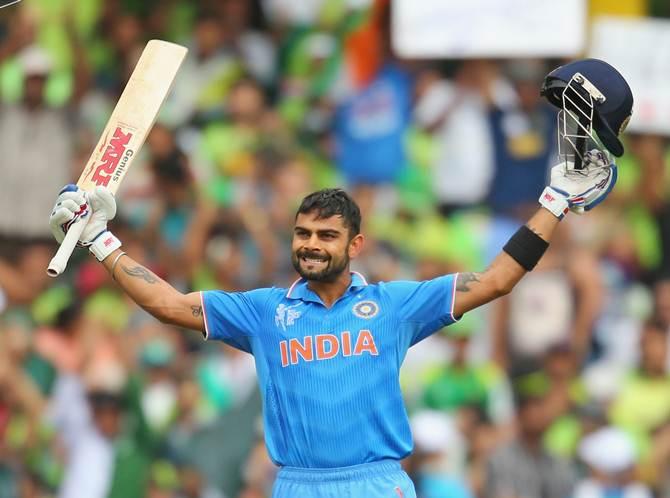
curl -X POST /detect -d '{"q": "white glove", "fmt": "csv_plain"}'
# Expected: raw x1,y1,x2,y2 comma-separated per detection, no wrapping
49,184,121,261
539,150,618,220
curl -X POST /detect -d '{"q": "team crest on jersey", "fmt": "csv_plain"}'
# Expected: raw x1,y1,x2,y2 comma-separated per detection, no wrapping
275,302,303,331
353,300,379,319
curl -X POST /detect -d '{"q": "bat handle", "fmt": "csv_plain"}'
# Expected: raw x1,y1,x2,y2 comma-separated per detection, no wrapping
46,217,89,277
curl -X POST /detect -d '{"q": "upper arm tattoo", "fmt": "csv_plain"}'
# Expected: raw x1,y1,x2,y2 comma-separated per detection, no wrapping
121,264,159,284
456,272,482,292
191,306,203,317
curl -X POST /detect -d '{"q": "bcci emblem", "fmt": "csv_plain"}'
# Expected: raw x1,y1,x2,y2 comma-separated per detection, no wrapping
353,300,379,319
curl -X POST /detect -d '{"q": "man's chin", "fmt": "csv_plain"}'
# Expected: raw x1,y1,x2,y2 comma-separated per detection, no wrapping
298,269,335,282
292,255,348,283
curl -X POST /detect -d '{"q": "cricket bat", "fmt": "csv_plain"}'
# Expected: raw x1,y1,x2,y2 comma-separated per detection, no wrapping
47,39,187,277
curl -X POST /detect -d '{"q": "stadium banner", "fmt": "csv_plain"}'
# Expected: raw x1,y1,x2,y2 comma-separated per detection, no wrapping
392,0,586,58
590,17,670,136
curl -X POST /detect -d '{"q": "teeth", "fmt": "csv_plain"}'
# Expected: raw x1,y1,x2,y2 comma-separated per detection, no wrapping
303,257,326,263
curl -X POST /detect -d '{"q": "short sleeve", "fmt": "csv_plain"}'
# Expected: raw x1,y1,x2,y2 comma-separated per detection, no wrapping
201,288,270,352
382,274,460,345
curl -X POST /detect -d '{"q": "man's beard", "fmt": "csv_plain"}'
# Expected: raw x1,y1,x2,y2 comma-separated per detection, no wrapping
291,250,349,282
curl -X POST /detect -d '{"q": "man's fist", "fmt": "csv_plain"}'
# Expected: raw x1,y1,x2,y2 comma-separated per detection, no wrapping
539,150,618,220
49,185,121,261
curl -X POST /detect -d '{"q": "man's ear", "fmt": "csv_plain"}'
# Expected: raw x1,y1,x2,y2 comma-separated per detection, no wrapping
348,233,365,259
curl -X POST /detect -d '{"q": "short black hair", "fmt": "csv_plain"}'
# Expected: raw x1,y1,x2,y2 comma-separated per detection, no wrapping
296,189,361,237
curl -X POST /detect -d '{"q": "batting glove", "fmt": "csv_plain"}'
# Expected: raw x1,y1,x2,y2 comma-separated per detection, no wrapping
49,184,121,261
539,150,618,220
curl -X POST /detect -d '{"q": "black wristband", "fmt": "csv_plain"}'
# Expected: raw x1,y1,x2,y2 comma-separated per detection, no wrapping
503,225,549,271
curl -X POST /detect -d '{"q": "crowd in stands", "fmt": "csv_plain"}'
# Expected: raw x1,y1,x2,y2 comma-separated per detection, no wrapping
1,0,670,497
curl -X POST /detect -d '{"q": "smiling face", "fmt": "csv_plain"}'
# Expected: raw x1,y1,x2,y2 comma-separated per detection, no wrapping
291,211,363,283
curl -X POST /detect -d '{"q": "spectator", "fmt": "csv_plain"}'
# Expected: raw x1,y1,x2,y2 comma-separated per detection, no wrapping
407,410,472,498
484,384,577,498
0,240,55,307
491,224,603,374
333,61,412,186
56,389,121,498
486,60,557,219
145,145,198,284
195,77,271,197
219,0,276,86
575,427,651,498
138,338,179,435
421,321,514,428
161,10,243,128
609,318,670,454
413,61,516,214
0,44,75,242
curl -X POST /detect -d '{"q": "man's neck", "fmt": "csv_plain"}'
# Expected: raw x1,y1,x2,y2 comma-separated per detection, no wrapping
307,272,352,308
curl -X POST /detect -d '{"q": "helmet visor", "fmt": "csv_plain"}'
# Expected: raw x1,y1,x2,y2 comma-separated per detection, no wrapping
556,74,612,167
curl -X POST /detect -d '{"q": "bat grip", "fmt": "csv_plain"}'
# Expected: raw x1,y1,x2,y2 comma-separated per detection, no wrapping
46,217,89,277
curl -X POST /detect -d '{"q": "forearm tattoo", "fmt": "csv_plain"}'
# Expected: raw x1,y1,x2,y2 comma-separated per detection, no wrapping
191,306,203,317
456,272,481,292
121,264,159,284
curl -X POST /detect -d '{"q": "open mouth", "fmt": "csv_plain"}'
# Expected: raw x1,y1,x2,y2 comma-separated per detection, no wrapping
300,255,329,268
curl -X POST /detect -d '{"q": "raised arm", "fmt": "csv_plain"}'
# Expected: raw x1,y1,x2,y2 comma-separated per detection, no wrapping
453,208,559,316
454,153,618,317
102,249,204,332
49,185,205,333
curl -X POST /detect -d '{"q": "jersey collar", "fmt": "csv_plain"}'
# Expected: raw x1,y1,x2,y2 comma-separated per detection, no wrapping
286,271,368,302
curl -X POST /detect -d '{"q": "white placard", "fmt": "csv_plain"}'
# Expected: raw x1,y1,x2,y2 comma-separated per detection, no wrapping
393,0,586,58
590,17,670,135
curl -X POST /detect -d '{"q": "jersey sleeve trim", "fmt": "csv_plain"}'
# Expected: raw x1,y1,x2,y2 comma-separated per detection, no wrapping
450,272,460,323
199,291,210,340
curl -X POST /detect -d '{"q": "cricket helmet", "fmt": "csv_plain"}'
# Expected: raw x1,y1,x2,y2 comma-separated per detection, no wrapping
541,58,633,163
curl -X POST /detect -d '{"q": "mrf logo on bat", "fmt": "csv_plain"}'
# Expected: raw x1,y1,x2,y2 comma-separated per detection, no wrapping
84,127,135,187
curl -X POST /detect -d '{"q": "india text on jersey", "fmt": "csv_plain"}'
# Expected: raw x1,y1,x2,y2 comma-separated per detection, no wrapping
279,330,378,367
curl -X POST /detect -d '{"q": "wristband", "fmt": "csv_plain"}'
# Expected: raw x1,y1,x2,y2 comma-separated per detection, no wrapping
503,225,549,271
110,251,127,281
539,186,569,220
89,231,122,262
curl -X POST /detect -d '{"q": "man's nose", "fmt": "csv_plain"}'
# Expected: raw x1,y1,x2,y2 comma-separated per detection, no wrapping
305,234,323,249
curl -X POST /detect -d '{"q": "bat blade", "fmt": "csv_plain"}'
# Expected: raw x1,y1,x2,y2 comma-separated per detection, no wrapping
47,39,187,277
77,39,187,193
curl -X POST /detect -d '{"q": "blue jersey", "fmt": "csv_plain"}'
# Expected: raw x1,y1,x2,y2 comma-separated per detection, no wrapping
200,272,459,468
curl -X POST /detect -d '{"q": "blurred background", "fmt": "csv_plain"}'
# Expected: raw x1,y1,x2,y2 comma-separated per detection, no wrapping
0,0,670,497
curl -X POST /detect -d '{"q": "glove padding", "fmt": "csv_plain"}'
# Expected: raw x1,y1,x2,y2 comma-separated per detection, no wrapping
49,184,117,247
539,150,618,220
